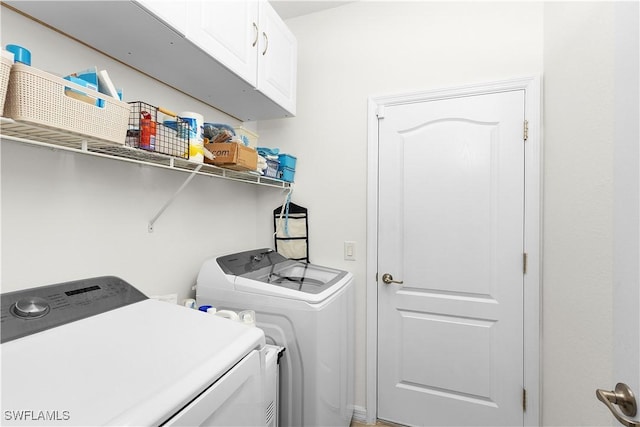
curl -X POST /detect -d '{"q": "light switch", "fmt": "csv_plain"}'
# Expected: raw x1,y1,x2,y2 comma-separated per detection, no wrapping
344,241,356,261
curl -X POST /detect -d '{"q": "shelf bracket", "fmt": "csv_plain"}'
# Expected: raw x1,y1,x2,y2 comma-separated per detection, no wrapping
148,164,203,233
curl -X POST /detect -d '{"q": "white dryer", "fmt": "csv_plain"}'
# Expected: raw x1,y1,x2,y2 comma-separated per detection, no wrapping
196,248,355,427
1,276,270,426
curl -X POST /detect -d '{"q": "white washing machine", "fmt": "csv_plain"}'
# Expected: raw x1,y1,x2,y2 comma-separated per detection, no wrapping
1,276,272,426
196,248,355,427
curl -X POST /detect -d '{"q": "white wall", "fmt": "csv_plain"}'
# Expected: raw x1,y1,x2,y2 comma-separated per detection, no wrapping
257,0,545,420
543,3,616,425
0,7,287,300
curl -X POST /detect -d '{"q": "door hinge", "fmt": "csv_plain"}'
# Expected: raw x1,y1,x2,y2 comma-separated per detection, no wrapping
523,253,528,274
523,120,529,141
522,388,527,412
376,105,385,119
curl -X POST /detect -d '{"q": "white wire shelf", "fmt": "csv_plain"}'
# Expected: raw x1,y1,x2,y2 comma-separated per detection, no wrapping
0,117,291,189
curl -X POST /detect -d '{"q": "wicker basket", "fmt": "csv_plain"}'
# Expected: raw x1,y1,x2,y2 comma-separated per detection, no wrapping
0,56,12,116
4,63,130,145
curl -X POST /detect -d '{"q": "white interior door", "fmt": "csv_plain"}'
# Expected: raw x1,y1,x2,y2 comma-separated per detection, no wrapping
377,90,526,426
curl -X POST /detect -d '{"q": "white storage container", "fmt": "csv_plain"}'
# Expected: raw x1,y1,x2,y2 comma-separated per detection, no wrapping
234,126,259,147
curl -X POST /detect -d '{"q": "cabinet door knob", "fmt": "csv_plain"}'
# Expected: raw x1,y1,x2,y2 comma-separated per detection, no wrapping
262,32,269,55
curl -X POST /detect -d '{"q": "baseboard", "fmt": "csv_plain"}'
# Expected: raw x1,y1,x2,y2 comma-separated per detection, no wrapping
352,406,367,423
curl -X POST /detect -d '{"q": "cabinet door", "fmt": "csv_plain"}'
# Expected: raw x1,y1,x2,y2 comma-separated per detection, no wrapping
136,0,187,35
257,1,297,116
185,1,259,87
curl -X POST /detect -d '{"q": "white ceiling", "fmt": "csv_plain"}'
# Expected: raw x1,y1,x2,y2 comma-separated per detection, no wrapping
269,1,354,20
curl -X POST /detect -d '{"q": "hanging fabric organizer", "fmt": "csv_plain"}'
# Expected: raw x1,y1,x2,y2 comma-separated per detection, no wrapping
273,202,309,263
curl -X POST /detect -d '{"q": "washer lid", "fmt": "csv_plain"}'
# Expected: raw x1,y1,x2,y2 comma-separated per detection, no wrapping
1,299,264,426
212,248,352,303
216,248,347,294
216,248,288,275
241,260,347,294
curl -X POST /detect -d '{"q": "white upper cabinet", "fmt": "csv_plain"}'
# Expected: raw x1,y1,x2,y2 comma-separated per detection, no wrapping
257,2,297,115
186,1,296,116
137,0,188,36
186,1,259,86
4,0,296,121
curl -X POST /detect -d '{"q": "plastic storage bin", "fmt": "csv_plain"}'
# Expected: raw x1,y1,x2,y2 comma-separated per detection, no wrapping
276,153,296,182
277,167,295,183
234,126,259,147
278,154,297,170
4,63,130,145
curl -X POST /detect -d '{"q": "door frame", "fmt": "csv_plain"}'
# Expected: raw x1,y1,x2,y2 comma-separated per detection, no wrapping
613,0,640,406
365,76,542,426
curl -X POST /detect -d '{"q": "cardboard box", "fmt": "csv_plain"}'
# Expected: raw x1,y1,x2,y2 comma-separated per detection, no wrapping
205,142,258,171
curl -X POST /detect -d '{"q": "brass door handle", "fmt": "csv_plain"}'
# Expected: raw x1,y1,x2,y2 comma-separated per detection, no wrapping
596,383,639,427
382,273,403,285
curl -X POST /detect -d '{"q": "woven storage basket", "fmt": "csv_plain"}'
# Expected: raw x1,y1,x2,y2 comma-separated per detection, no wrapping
4,64,130,145
0,56,12,116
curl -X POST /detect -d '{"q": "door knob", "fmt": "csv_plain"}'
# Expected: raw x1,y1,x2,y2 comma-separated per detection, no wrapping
381,273,403,285
596,383,639,427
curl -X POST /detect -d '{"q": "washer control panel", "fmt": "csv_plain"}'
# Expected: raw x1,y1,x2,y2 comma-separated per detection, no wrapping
1,276,147,343
217,248,287,275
